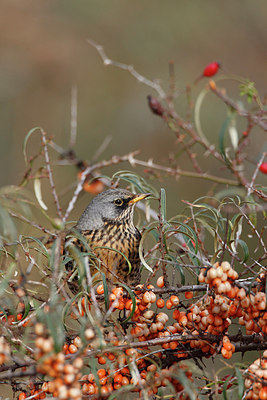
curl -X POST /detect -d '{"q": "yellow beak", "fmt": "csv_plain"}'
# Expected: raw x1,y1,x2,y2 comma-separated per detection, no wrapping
128,193,151,205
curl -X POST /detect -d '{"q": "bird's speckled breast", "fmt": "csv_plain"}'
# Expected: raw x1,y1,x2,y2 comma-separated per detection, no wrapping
81,218,141,285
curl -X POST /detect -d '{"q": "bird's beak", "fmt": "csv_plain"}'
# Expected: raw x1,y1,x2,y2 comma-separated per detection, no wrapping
128,193,151,205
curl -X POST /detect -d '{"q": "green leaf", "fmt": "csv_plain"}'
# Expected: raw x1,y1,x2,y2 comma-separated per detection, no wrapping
23,127,42,164
222,376,231,400
21,236,50,258
112,170,158,197
101,273,109,312
34,171,48,211
177,369,196,400
160,188,166,222
237,239,249,263
120,283,137,323
194,87,211,147
235,367,244,399
229,214,243,244
0,204,17,243
138,228,155,273
239,79,257,103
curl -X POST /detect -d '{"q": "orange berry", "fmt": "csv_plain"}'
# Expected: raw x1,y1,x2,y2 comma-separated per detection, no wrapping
185,291,193,299
212,278,221,288
114,373,123,384
221,347,232,359
170,295,179,306
97,369,106,379
166,299,173,309
107,352,115,361
96,284,104,295
223,342,232,352
73,336,82,348
228,304,237,317
125,299,133,310
98,356,106,365
156,298,165,308
214,316,223,326
68,344,78,354
157,276,164,288
99,377,107,386
18,394,27,400
142,291,151,303
150,292,157,303
82,178,105,195
16,313,23,321
169,341,178,350
236,288,246,301
179,315,188,326
121,376,130,385
109,293,116,302
114,383,121,390
82,383,95,395
259,387,267,400
88,373,95,383
222,335,230,344
112,287,123,297
207,314,215,325
173,309,180,320
100,385,109,396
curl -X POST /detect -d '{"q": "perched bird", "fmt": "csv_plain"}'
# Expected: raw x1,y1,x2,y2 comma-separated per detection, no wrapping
65,188,150,292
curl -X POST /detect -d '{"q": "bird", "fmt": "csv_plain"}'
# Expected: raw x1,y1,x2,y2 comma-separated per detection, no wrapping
65,188,150,293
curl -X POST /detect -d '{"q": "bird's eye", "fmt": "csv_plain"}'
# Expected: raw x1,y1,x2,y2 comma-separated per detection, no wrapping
114,198,123,206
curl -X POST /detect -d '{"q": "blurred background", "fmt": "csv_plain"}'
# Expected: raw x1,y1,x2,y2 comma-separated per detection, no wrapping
0,3,266,396
0,0,266,217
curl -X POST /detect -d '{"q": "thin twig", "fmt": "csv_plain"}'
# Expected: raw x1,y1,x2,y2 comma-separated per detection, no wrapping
41,129,62,219
210,83,267,131
8,211,56,237
87,39,166,99
246,152,266,197
62,151,140,222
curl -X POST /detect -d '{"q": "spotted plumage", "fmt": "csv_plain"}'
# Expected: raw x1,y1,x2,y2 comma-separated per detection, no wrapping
65,188,149,292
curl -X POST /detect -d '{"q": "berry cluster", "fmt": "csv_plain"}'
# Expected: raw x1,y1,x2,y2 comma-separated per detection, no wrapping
198,261,239,294
15,260,266,399
199,259,266,329
245,350,267,399
34,323,83,400
18,382,46,400
81,359,194,398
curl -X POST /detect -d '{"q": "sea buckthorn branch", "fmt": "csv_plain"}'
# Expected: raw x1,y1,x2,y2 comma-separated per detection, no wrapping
87,39,166,99
209,82,267,131
84,332,266,356
87,39,267,203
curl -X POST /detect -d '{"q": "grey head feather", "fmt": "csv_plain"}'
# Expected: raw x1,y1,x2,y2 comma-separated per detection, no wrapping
75,188,134,230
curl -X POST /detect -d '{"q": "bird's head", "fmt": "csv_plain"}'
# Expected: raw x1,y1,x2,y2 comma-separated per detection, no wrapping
75,188,150,230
